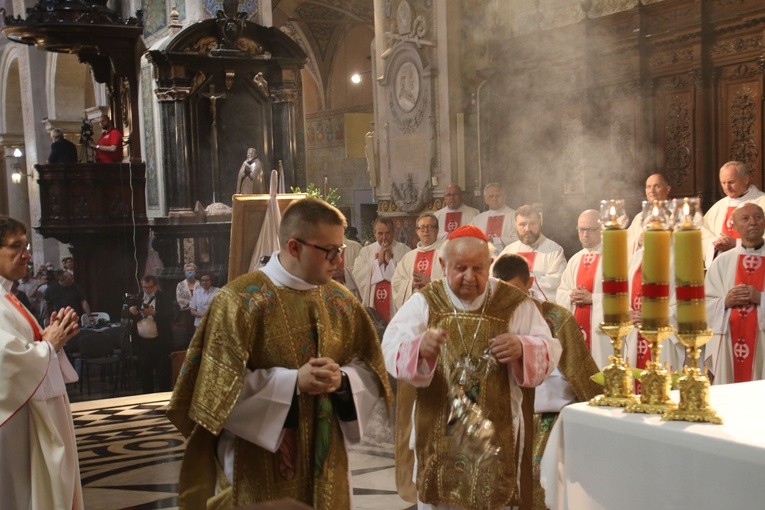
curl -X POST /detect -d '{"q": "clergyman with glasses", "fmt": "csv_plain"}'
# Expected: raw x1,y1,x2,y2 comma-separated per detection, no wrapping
0,215,84,509
556,209,611,369
168,197,392,509
392,213,445,313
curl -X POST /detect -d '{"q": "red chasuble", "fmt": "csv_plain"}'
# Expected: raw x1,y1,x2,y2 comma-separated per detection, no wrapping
574,253,600,350
722,206,741,239
729,254,765,382
412,250,436,290
444,211,463,234
630,264,650,393
486,215,505,239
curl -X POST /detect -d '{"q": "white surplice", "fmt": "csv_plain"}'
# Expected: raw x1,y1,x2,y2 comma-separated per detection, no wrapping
217,254,383,483
434,204,480,240
471,205,518,252
351,240,409,313
701,185,765,267
497,235,567,303
556,245,611,369
0,276,83,510
704,244,765,384
391,239,445,312
627,210,644,256
382,278,561,510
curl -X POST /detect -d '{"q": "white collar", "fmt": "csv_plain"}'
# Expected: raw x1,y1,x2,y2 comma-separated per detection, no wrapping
260,252,317,291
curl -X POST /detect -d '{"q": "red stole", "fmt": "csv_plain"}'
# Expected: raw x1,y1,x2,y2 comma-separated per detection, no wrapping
517,251,538,270
630,264,650,393
373,252,392,323
413,250,436,290
574,253,600,350
722,206,741,239
729,254,765,382
444,211,462,234
486,215,505,239
6,293,42,341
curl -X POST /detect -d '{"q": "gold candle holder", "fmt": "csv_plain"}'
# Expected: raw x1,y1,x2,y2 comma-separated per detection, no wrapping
625,326,677,414
589,322,639,407
663,329,722,424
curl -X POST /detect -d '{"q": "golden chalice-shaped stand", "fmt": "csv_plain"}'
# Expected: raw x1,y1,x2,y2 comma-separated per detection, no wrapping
589,322,639,407
625,325,677,414
663,329,722,423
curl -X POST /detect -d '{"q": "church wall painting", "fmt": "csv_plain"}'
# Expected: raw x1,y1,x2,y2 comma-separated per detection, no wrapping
142,0,168,38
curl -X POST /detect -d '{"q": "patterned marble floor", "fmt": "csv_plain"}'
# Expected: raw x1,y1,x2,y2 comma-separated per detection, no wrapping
72,393,414,510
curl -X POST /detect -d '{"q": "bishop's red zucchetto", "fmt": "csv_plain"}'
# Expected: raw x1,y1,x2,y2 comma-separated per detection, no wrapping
447,225,488,242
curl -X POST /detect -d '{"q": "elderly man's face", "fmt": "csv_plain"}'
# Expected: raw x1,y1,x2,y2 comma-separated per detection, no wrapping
720,165,750,199
732,204,765,244
440,237,491,302
483,186,504,211
374,221,394,247
444,185,463,209
645,174,671,201
416,217,439,246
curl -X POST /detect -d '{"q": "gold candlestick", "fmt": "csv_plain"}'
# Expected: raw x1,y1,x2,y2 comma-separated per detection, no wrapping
625,326,677,414
589,322,639,407
663,329,722,424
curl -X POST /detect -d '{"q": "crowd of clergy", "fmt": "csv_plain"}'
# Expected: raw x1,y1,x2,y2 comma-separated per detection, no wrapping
349,161,765,391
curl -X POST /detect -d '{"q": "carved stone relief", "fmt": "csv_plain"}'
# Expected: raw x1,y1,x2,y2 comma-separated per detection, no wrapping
664,99,692,186
391,174,432,213
729,87,759,166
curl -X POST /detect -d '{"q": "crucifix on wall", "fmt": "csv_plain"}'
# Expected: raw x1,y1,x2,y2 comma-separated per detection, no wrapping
201,84,227,203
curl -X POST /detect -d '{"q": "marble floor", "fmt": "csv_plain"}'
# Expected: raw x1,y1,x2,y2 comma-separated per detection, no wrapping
71,393,415,510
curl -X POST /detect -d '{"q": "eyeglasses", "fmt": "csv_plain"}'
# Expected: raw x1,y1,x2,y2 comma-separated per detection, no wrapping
577,227,599,234
416,225,438,232
0,242,31,254
295,238,346,262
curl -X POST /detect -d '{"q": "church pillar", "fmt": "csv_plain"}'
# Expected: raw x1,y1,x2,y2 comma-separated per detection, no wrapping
272,74,304,190
156,88,194,217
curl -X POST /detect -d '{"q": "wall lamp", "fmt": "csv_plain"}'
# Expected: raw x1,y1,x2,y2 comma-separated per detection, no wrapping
9,147,30,184
350,69,372,84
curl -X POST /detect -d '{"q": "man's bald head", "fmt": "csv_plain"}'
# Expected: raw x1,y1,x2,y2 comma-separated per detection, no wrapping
444,183,464,209
645,173,671,201
732,202,765,246
577,209,601,249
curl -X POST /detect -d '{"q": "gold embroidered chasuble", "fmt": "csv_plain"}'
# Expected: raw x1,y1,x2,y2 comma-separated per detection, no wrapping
530,299,601,510
167,271,392,510
415,280,534,510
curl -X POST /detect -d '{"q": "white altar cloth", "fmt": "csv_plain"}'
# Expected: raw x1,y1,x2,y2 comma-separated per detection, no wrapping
540,380,765,510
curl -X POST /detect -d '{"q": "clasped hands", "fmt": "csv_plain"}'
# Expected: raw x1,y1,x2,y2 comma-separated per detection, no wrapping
297,357,343,395
570,287,593,305
713,235,736,253
418,328,522,365
43,306,80,352
725,284,761,309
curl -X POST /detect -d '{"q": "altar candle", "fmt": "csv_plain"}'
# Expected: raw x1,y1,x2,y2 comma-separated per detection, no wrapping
674,228,707,332
602,228,630,324
641,230,671,329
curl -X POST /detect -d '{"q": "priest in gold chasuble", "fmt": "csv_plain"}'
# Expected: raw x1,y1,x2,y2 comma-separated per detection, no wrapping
382,226,561,510
168,198,392,510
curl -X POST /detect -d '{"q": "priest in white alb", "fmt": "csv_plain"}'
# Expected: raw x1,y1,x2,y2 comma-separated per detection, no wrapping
0,215,83,510
705,202,765,384
627,173,672,255
497,204,566,303
471,182,517,252
391,213,445,312
557,209,610,369
433,183,479,239
382,225,560,510
702,161,765,267
352,216,409,324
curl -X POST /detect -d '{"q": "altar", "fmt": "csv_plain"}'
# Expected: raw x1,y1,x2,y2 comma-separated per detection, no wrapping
540,380,765,510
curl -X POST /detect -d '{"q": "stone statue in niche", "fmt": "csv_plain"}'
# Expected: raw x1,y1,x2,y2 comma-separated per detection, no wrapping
365,127,378,188
236,147,264,194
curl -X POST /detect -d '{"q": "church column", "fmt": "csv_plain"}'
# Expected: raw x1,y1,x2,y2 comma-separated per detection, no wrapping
272,74,304,190
156,87,194,217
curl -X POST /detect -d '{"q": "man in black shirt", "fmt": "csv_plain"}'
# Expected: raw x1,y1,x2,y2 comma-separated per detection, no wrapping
48,128,78,164
44,271,90,320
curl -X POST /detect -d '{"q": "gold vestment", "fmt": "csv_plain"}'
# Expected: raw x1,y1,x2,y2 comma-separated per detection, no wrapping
414,280,534,510
167,271,392,510
531,299,600,510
